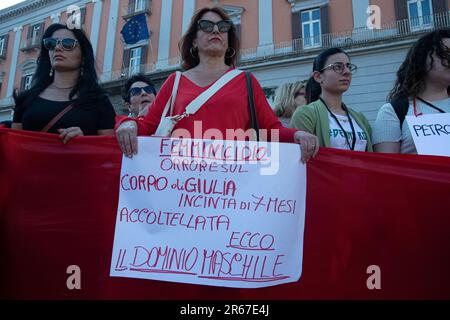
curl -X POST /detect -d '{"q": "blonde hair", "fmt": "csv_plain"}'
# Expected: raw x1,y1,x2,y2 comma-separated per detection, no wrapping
273,80,307,118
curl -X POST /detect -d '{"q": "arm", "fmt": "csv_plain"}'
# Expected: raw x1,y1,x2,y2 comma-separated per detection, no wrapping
290,105,316,134
372,103,402,154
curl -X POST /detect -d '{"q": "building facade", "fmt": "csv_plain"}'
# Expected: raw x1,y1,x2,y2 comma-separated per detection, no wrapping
0,0,449,122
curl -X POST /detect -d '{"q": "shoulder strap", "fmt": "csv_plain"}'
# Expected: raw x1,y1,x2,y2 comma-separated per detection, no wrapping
160,71,181,119
246,71,259,141
391,99,409,129
184,69,243,115
41,103,74,133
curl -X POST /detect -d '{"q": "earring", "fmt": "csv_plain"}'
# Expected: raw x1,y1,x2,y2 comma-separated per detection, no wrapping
225,47,236,58
190,47,199,59
49,67,54,77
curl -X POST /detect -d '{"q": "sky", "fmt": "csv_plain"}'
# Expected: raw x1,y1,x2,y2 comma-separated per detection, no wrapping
0,0,26,11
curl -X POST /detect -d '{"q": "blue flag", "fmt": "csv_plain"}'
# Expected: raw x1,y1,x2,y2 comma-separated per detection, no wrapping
121,13,150,45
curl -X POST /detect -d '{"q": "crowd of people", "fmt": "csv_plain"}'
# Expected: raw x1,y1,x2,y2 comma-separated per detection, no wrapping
7,7,450,160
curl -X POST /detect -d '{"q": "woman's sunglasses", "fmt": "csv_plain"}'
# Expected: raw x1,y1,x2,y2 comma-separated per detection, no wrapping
129,85,156,97
197,20,232,33
43,37,78,51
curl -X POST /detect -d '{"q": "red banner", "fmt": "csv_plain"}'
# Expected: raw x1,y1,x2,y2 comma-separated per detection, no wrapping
1,128,450,299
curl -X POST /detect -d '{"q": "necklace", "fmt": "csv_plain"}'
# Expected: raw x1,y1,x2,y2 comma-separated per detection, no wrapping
320,97,356,151
50,84,76,89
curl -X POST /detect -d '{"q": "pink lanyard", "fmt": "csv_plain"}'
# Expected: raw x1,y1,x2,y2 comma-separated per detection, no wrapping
413,98,423,117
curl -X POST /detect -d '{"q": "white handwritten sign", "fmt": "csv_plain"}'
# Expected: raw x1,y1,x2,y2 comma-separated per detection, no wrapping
407,113,450,157
110,137,307,288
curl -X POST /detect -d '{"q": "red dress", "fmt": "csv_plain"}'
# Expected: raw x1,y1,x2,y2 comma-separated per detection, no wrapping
120,69,297,142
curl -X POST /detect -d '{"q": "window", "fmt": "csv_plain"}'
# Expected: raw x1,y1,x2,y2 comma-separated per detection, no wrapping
129,47,141,76
31,24,41,45
24,74,33,90
301,8,321,49
408,0,433,30
67,7,86,30
135,0,145,12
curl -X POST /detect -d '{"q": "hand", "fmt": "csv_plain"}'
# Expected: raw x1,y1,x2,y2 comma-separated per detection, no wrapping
116,120,138,157
294,130,319,164
57,127,84,144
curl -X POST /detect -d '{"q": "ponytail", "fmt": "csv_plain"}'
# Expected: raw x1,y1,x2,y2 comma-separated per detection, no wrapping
305,76,321,103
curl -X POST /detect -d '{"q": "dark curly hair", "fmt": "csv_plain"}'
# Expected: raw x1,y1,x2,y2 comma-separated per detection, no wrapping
388,28,450,101
179,7,240,70
122,73,156,103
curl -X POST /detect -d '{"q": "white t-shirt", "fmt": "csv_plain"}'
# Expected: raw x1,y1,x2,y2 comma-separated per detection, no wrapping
328,113,368,151
372,98,450,154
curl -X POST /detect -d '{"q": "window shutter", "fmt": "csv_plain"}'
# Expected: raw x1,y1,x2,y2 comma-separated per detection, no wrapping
39,22,45,39
395,0,409,20
395,0,410,33
1,34,9,56
4,34,9,53
80,7,87,29
432,0,447,13
128,0,135,15
122,49,131,75
20,76,26,91
291,12,302,51
26,25,33,40
432,0,447,27
140,45,148,73
320,5,330,47
235,24,241,43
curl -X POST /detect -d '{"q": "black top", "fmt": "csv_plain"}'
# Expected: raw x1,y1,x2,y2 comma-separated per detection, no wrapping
13,96,116,135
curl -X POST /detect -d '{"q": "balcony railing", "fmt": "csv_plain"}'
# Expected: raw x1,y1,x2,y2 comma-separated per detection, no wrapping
100,11,450,83
239,11,450,63
101,62,157,83
122,0,152,19
20,37,40,51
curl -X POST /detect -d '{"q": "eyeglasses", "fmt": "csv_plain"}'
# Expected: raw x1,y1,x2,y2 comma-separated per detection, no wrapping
321,62,358,74
128,85,156,97
197,20,232,33
43,37,78,51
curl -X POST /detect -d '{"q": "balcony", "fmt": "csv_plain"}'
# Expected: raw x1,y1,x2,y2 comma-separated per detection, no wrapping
20,37,40,52
100,11,450,84
122,0,152,20
101,62,157,83
239,11,450,64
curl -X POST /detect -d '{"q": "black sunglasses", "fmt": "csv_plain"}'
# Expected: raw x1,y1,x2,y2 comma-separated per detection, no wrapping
43,37,78,51
197,20,232,33
128,85,156,97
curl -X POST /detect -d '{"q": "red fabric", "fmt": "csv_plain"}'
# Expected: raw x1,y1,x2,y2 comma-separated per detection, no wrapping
126,71,297,142
1,128,450,299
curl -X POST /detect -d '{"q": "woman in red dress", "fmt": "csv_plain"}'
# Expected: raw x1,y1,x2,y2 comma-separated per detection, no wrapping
116,7,318,163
